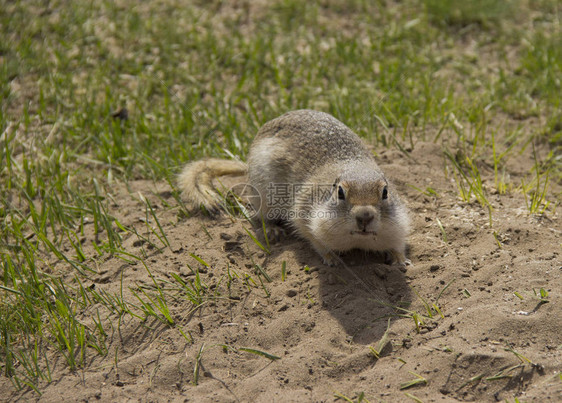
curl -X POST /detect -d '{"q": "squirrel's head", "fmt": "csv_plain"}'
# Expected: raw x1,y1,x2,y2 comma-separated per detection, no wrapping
332,175,389,234
306,171,407,253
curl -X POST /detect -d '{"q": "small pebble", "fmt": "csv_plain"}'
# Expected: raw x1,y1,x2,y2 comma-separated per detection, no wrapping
286,289,297,297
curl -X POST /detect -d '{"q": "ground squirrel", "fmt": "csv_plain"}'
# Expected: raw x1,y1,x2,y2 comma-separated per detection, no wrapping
178,110,410,266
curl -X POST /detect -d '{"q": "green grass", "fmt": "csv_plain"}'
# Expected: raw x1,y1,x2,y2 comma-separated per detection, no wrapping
1,0,561,395
425,0,520,28
400,371,428,390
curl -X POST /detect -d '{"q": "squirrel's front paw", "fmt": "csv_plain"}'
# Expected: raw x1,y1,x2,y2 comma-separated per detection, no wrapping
396,258,412,272
322,253,338,267
386,250,411,271
265,225,286,243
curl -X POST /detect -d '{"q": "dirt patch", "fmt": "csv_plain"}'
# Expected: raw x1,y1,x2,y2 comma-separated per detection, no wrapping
3,140,561,402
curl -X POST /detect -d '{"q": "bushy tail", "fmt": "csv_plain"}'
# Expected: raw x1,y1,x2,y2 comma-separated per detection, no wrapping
177,158,247,211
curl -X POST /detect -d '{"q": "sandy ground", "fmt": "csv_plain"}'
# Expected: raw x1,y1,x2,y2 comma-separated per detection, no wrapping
4,139,561,402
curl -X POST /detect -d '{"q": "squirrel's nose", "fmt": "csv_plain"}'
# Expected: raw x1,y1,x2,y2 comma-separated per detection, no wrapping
356,211,374,229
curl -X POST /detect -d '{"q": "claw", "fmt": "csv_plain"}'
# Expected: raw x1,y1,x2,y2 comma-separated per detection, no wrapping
396,258,411,273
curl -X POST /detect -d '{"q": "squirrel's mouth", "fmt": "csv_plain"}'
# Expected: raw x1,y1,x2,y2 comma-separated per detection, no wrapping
351,231,377,236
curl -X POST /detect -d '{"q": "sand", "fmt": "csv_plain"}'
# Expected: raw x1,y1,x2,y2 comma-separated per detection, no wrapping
4,140,561,403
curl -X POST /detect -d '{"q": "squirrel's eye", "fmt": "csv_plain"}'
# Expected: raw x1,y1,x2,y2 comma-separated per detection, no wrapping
338,185,346,200
382,186,388,200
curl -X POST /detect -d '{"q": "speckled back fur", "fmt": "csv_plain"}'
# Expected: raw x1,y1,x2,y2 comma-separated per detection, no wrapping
251,110,375,184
